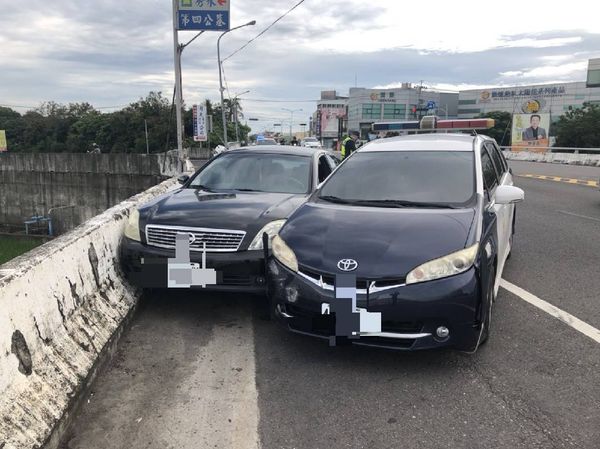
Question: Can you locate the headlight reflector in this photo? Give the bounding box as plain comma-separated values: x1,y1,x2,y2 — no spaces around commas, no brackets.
248,220,286,250
124,209,141,242
272,235,298,273
406,243,479,285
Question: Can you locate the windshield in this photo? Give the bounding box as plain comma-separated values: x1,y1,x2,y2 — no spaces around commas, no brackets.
304,138,318,142
319,151,475,207
189,153,311,194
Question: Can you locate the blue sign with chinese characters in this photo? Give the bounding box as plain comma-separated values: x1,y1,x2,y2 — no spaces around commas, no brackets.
426,100,436,110
178,10,230,30
177,0,230,31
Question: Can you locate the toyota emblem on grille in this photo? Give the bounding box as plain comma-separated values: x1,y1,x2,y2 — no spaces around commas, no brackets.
337,259,358,272
188,233,196,244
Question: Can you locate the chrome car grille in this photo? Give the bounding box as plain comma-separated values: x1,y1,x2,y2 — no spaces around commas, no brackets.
298,267,406,294
145,225,246,252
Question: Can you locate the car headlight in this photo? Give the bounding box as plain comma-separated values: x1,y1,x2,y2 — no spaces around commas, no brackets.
248,220,286,250
124,209,141,242
406,243,479,285
272,235,298,273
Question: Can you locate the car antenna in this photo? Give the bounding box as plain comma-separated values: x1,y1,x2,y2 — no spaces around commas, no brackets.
471,129,479,136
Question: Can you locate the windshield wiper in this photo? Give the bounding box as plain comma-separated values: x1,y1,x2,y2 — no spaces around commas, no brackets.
235,188,264,192
319,195,354,204
191,184,215,192
353,199,457,209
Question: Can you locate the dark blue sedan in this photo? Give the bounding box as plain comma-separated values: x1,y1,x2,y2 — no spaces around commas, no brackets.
268,134,524,351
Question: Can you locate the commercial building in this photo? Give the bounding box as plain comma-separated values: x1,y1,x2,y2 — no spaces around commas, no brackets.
458,58,600,125
310,90,348,149
346,85,458,139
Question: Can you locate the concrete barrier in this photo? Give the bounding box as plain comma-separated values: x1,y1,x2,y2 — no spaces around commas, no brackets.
503,151,600,167
0,177,179,449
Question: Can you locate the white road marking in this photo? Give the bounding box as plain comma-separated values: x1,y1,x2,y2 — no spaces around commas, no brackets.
500,279,600,344
557,210,600,223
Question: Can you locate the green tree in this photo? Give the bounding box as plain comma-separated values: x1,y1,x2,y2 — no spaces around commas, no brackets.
554,102,600,149
477,111,512,146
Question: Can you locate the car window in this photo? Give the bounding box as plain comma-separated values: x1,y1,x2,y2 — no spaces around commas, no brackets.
325,154,339,168
317,155,333,183
189,153,311,194
485,142,505,179
493,142,509,172
480,147,499,193
319,151,476,207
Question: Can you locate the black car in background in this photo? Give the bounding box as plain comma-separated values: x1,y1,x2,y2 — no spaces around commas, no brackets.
121,146,339,293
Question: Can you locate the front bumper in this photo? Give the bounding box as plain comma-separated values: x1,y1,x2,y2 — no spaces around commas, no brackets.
120,237,267,293
267,259,483,351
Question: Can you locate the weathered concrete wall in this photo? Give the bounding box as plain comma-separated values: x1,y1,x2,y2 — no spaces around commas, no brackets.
0,153,183,235
503,151,600,166
0,177,177,449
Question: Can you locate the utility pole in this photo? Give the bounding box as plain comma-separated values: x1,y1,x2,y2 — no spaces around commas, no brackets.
416,80,423,120
172,0,183,162
217,21,256,149
144,119,150,154
282,108,302,141
234,104,239,143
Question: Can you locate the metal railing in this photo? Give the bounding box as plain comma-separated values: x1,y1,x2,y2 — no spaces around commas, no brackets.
500,146,600,154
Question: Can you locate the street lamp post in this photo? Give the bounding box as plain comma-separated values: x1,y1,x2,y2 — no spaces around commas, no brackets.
282,108,302,141
172,0,206,164
218,21,256,149
435,105,449,120
233,90,250,143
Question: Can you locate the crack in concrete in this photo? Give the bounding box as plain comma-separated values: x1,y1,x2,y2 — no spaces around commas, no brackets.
33,317,52,345
68,280,82,306
470,361,573,448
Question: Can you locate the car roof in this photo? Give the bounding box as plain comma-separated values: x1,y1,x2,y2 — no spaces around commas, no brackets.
360,133,483,152
230,145,323,156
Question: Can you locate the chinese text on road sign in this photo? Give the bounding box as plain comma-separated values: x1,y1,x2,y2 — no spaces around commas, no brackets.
177,0,230,31
193,105,208,142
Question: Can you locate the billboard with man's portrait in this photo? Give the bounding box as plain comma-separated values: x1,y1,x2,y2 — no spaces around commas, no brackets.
511,113,550,153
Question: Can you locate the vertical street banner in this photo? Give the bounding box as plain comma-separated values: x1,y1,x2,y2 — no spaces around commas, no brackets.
511,113,550,153
0,130,7,152
193,104,208,142
177,0,230,31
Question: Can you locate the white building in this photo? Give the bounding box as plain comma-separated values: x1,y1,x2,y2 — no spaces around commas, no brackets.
458,58,600,126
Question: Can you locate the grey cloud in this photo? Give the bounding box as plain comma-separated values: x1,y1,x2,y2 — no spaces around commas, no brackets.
1,1,599,127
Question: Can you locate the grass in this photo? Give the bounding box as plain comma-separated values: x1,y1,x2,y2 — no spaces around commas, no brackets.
0,236,44,265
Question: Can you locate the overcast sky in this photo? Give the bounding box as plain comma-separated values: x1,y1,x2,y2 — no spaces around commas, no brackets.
1,0,599,133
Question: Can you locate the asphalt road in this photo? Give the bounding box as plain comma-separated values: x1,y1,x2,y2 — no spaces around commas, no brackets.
61,162,600,449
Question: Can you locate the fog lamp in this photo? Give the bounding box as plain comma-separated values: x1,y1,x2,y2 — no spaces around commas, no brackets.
436,326,450,339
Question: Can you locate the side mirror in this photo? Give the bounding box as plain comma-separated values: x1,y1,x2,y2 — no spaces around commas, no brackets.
177,175,190,185
495,185,524,205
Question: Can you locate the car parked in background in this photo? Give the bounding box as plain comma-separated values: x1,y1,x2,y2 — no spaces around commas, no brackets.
301,137,323,148
268,133,524,352
255,138,279,146
121,146,339,293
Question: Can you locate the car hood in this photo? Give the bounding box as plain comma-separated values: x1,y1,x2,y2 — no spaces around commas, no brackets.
279,202,477,279
140,188,307,244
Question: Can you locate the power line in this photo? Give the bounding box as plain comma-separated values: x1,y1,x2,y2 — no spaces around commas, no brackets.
222,0,307,63
1,103,130,111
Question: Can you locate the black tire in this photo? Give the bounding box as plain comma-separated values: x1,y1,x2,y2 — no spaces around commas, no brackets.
479,265,496,345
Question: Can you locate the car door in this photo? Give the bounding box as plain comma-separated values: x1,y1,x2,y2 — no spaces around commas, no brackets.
485,142,514,269
316,153,334,186
481,143,508,274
